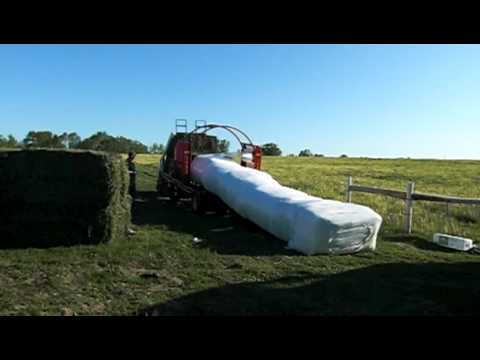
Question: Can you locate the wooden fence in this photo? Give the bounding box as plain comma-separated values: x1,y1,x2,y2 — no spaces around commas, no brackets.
345,176,480,234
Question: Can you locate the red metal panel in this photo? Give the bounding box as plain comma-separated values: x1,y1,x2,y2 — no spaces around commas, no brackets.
253,145,262,170
175,141,191,176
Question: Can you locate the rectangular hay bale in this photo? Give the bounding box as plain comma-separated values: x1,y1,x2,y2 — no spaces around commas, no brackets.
0,149,131,247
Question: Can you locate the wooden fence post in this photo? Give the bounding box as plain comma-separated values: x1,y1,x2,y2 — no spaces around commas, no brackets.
346,176,353,203
405,181,415,234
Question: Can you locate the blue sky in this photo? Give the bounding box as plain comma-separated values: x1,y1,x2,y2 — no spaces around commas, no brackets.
0,44,479,159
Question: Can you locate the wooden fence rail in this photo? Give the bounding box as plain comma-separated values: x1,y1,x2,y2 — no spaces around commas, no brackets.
345,176,480,234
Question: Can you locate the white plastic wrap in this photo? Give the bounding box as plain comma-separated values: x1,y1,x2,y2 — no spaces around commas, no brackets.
191,155,383,255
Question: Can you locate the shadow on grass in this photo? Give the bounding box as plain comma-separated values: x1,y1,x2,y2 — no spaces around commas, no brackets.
132,191,299,256
383,234,463,253
137,262,480,316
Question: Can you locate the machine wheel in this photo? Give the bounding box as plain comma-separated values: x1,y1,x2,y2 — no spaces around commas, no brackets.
192,192,205,214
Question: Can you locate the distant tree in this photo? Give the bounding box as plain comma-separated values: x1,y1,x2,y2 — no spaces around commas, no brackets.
0,136,5,147
261,143,282,156
59,132,68,148
77,131,109,151
217,140,230,153
149,143,164,154
23,131,41,148
18,130,147,153
0,134,19,148
298,149,312,157
77,131,148,154
60,132,81,149
22,131,65,148
287,153,296,157
51,134,65,148
7,135,19,148
115,136,148,154
314,154,324,157
340,154,348,158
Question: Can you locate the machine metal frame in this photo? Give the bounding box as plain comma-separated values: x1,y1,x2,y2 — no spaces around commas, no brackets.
156,119,262,214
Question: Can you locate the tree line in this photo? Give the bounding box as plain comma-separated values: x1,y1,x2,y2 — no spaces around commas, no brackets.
0,131,163,154
261,144,337,157
0,131,235,155
2,133,333,158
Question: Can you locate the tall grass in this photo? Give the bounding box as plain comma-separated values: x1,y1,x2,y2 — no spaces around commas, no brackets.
261,156,480,241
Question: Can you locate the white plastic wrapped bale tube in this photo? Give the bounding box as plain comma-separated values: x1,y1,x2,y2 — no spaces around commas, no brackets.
191,155,383,255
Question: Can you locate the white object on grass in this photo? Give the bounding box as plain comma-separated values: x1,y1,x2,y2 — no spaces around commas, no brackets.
193,237,203,244
432,233,474,251
190,154,383,255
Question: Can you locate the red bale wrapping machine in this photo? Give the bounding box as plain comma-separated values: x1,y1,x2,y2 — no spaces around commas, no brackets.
157,119,262,214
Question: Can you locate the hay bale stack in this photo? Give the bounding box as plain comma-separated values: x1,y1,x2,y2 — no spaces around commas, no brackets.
0,149,131,247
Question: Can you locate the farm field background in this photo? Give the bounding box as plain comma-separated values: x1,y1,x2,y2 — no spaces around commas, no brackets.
1,155,479,315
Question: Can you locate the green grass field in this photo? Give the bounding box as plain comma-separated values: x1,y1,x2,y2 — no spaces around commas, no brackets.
1,155,479,315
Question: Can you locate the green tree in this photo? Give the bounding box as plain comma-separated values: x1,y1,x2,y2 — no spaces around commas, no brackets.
58,132,81,149
7,135,18,148
60,132,68,148
77,131,109,151
261,143,282,156
67,133,82,149
217,140,230,153
51,134,65,148
22,131,65,148
77,132,148,154
149,143,164,154
298,149,312,157
0,134,19,148
0,135,8,148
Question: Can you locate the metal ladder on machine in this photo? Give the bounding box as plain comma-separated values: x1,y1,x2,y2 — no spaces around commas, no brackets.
176,119,208,134
175,119,188,134
195,120,207,129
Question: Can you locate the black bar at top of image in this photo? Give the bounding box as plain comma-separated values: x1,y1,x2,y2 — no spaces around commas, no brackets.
1,9,479,44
